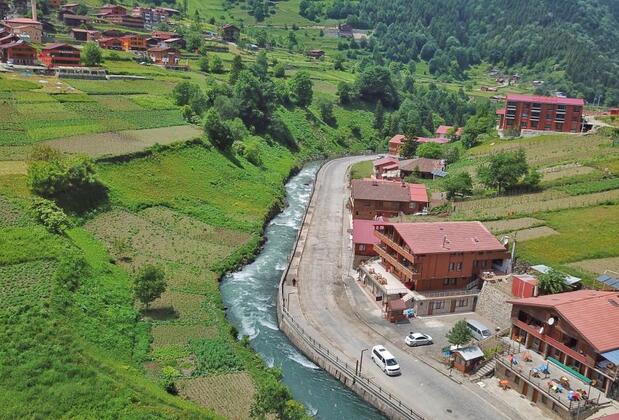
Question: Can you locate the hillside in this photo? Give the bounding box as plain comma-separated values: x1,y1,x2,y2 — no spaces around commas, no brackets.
304,0,619,105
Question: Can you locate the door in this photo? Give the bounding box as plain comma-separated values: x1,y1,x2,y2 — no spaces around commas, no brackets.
531,389,539,403
428,301,433,316
522,382,529,397
450,299,457,313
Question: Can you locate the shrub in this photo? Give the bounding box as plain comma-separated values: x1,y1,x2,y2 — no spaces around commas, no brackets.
30,197,71,234
273,62,286,78
81,42,102,66
134,265,166,309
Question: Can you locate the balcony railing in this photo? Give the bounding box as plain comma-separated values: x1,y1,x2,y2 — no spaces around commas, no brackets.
513,320,588,365
374,231,415,263
374,245,416,279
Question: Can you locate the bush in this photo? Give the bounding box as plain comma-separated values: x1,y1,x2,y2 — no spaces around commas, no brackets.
417,142,443,159
273,62,286,78
204,108,234,149
317,98,336,126
81,42,102,66
198,55,210,73
160,366,180,395
54,249,88,292
134,265,166,309
30,197,71,234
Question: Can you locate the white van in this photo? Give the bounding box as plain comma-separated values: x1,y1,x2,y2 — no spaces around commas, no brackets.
466,319,492,341
371,345,401,376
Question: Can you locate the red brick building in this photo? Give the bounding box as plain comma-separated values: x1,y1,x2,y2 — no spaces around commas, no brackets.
39,43,81,67
373,156,400,180
0,40,36,65
497,94,584,135
350,179,428,220
506,290,619,398
352,218,386,265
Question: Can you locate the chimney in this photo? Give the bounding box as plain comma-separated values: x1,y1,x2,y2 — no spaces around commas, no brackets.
31,0,37,21
442,235,447,248
401,181,406,188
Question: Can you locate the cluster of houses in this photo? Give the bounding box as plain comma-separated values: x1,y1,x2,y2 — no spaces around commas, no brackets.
387,124,463,156
58,3,180,30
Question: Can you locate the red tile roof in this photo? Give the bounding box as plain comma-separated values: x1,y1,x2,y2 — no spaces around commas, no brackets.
389,134,405,145
506,93,584,107
508,290,619,352
373,157,399,167
435,125,452,135
42,43,79,51
392,222,506,255
352,218,388,245
351,179,428,203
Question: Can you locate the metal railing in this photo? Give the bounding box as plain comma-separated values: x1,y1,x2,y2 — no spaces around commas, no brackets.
281,306,424,420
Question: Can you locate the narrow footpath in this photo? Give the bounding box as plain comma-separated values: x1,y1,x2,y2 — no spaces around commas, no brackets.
282,156,525,420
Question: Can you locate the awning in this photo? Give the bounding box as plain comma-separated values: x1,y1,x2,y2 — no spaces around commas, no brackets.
547,357,592,384
598,274,619,290
456,346,484,361
601,349,619,364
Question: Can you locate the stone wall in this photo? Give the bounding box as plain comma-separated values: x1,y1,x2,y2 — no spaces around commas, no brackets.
476,278,513,329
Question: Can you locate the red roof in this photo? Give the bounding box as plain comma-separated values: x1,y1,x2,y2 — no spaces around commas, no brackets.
373,156,398,167
351,179,428,204
222,23,239,30
352,218,388,245
507,290,619,352
416,137,449,144
389,134,405,145
392,222,506,255
506,93,584,107
435,125,452,135
3,18,42,26
409,184,428,202
42,43,79,51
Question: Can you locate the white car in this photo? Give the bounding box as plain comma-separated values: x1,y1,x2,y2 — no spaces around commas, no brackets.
371,345,401,376
405,332,433,347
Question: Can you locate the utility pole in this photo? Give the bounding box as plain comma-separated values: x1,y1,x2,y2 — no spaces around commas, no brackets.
358,348,368,375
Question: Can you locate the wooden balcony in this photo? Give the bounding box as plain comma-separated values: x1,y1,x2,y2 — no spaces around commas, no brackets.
374,245,416,279
374,230,415,263
513,319,588,365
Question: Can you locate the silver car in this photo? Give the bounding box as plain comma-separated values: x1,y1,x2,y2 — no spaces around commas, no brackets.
405,332,433,347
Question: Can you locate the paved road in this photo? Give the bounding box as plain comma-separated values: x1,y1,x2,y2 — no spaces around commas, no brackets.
290,156,523,420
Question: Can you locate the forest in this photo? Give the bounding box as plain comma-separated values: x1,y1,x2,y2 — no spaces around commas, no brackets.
302,0,619,105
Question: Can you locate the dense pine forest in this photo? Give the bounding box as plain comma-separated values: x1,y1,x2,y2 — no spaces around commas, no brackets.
304,0,619,105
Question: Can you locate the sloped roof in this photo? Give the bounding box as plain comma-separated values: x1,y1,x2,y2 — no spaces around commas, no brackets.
506,93,584,107
416,137,449,144
42,43,79,51
351,179,427,203
389,134,405,145
392,221,506,255
352,218,387,245
3,18,42,26
507,290,619,353
373,156,399,167
399,158,444,174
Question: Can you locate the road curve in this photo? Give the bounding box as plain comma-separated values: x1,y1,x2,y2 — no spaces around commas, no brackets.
289,156,521,420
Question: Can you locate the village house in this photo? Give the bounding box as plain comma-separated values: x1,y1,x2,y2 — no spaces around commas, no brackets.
337,23,353,38
350,178,429,220
496,290,619,418
97,37,122,50
496,93,584,135
357,221,510,319
151,31,178,40
0,40,36,65
307,49,325,59
373,156,400,180
435,125,463,139
98,4,127,16
416,136,450,145
221,23,240,42
399,157,446,179
161,37,185,49
609,108,619,116
120,34,147,51
352,218,387,265
2,18,42,43
63,14,90,27
39,43,81,67
147,46,179,65
388,134,405,156
105,14,144,29
59,3,80,18
71,28,101,42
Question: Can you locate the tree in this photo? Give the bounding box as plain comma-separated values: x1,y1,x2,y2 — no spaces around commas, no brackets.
198,55,210,72
204,108,234,149
446,319,472,347
134,265,166,309
28,154,97,198
81,42,102,66
317,98,336,126
229,54,244,83
253,51,269,77
31,197,70,234
273,62,286,78
234,69,278,130
399,137,419,159
186,31,203,51
373,100,384,130
538,269,570,295
443,172,473,199
288,71,313,107
210,55,224,73
355,65,398,107
172,81,201,106
477,149,529,193
336,81,352,104
416,142,443,159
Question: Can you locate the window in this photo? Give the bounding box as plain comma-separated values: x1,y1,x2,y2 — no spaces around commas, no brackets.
448,262,462,271
443,278,456,286
457,299,468,307
432,300,444,309
520,122,527,128
514,376,520,385
359,244,365,251
556,122,563,130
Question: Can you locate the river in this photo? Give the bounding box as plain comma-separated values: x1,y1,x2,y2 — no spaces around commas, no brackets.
220,162,385,420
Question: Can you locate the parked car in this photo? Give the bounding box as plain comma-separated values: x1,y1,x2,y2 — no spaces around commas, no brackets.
404,332,433,347
466,319,492,341
371,345,401,376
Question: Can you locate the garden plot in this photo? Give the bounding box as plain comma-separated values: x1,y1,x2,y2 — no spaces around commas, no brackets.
511,226,559,241
0,260,56,310
483,217,544,233
0,161,27,176
44,125,201,158
567,257,619,276
541,164,597,182
151,324,218,348
178,373,256,420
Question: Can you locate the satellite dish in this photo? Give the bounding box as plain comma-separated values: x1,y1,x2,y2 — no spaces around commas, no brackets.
547,317,556,326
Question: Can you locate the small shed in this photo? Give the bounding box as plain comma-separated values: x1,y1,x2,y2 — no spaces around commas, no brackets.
512,273,538,298
598,273,619,291
385,298,407,323
453,346,484,374
221,24,240,42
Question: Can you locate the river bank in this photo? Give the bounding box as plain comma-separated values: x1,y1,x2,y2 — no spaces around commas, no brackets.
221,162,384,419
